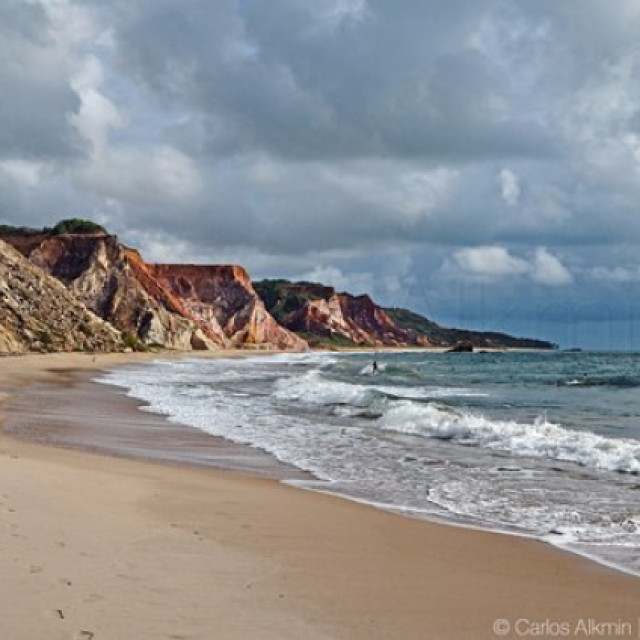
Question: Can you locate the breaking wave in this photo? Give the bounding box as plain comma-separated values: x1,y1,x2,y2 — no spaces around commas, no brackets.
275,371,640,474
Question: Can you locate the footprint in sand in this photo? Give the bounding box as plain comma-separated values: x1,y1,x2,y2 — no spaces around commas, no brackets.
46,608,64,620
29,565,43,574
74,632,94,640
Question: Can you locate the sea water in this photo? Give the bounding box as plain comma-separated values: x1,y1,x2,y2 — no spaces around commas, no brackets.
98,350,640,574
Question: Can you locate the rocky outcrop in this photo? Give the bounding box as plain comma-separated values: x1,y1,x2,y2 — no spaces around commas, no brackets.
255,279,557,349
254,280,429,347
0,238,122,353
150,265,307,350
288,294,428,346
446,341,474,353
2,232,307,351
17,234,222,351
124,248,227,349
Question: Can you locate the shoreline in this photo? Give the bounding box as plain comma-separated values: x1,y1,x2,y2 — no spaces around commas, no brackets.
10,353,635,578
1,351,640,639
92,350,640,580
292,481,640,582
3,363,309,481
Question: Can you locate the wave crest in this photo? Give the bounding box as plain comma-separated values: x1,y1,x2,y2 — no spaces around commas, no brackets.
377,401,640,474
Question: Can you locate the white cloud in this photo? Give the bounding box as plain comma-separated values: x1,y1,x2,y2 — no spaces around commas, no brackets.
590,265,640,282
78,144,203,207
530,247,573,285
325,164,458,222
299,265,363,290
298,264,392,298
453,246,529,278
324,0,369,30
69,51,202,208
297,254,415,303
449,245,572,286
499,168,520,206
0,159,42,188
70,54,125,155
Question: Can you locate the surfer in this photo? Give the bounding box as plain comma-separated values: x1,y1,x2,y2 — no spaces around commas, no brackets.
372,360,378,374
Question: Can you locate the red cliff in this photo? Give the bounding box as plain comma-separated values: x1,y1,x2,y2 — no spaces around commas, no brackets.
254,280,430,347
24,234,223,350
289,293,430,346
2,233,307,351
149,264,308,350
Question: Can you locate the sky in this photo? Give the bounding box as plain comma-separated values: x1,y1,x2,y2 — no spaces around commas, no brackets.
3,0,640,348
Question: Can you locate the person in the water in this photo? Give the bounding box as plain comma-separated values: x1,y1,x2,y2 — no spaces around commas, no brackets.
372,361,378,374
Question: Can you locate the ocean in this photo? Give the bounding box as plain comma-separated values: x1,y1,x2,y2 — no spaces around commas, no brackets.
98,350,640,575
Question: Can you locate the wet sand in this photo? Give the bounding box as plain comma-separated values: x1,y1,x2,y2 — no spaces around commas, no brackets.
2,365,308,479
1,351,639,640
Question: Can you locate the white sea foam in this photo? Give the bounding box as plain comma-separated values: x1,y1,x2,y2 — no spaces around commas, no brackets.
274,370,487,407
272,369,640,474
242,352,341,366
377,400,640,474
428,476,639,545
274,371,373,406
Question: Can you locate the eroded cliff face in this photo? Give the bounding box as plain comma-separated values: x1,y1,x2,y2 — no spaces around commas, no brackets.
0,239,122,353
0,225,554,353
254,280,429,347
5,234,223,350
150,265,308,350
256,280,557,349
2,233,307,351
289,293,429,346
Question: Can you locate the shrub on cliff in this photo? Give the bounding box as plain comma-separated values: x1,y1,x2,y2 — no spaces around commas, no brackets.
123,333,147,352
0,218,106,237
254,279,332,323
52,218,107,235
0,224,42,236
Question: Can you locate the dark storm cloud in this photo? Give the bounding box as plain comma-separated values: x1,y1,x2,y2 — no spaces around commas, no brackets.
0,1,84,161
107,0,553,162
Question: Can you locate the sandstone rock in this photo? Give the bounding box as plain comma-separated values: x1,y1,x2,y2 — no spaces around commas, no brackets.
7,234,223,351
150,265,307,350
3,233,307,351
255,280,428,347
0,239,122,354
257,280,556,350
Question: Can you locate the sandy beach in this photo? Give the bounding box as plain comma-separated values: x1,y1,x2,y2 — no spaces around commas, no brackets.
1,352,639,640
